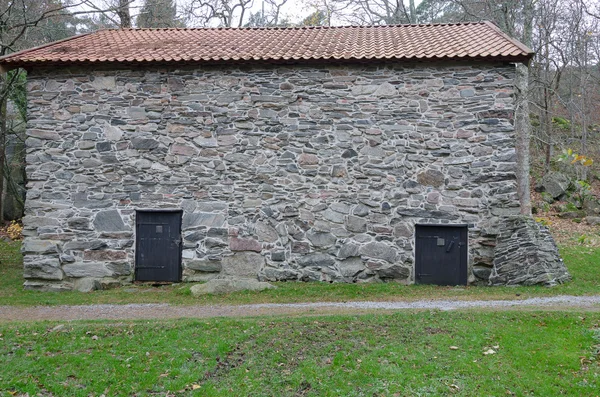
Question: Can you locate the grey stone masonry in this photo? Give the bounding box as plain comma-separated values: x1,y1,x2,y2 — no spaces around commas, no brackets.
489,216,570,286
23,62,523,291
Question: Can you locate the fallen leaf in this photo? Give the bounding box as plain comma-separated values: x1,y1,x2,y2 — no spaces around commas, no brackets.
91,335,98,340
191,384,201,390
449,346,459,350
483,349,496,355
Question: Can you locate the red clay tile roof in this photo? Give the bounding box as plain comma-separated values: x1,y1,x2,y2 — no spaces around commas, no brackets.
0,22,533,69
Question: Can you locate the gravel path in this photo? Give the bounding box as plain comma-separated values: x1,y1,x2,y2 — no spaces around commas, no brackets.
1,295,600,322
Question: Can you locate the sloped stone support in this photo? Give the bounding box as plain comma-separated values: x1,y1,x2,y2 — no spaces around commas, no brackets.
489,216,570,286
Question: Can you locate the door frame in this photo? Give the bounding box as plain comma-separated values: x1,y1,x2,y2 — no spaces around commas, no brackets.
414,223,468,286
134,208,183,282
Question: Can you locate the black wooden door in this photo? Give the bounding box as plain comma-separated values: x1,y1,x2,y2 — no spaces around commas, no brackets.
415,224,467,286
135,210,182,282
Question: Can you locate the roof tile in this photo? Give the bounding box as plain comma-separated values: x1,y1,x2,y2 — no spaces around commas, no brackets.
0,22,533,68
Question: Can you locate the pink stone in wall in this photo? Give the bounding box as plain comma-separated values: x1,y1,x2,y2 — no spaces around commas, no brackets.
229,237,262,252
83,250,127,261
427,191,441,204
298,153,319,166
170,144,197,156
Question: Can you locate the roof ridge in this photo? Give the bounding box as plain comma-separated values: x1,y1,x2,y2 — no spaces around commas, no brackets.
105,21,488,32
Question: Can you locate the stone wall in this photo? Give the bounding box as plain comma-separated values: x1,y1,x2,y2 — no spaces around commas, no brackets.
23,62,521,291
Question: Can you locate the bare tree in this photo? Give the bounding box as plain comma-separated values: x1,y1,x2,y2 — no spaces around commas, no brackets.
333,0,418,25
246,0,291,27
184,0,254,27
80,0,137,29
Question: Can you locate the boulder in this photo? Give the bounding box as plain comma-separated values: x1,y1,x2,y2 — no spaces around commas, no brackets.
585,216,600,226
535,172,571,199
583,199,600,216
190,278,276,295
558,210,586,219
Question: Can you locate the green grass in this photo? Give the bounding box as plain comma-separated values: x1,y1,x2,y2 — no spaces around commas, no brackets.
1,240,600,307
1,311,599,396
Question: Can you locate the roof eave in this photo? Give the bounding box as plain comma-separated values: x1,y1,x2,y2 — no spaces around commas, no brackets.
1,54,533,71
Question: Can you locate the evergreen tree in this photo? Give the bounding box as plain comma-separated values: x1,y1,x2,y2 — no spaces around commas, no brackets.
136,0,182,28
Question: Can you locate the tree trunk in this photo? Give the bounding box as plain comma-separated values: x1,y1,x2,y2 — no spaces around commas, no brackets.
409,0,416,23
515,62,532,216
0,74,6,224
117,0,132,28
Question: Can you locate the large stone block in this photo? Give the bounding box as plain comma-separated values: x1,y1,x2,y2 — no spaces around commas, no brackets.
338,257,366,278
22,239,59,254
221,252,265,278
185,259,222,272
64,240,107,251
93,210,127,232
23,257,63,280
296,252,335,268
182,212,225,229
306,231,336,248
378,264,410,280
360,242,397,263
255,221,278,242
63,262,112,278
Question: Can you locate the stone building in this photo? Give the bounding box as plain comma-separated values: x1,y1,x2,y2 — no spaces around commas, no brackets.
0,22,570,291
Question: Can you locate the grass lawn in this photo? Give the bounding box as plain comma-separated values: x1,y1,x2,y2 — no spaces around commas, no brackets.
1,240,600,306
1,311,599,396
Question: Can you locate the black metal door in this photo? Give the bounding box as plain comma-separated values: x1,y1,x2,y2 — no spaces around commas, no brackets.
135,210,182,282
415,224,467,286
